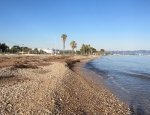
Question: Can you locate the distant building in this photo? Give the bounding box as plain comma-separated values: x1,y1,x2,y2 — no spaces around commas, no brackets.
43,48,60,55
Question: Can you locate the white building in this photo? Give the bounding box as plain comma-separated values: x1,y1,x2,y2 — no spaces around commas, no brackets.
43,48,60,55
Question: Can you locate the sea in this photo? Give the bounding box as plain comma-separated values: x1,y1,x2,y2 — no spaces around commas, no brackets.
85,55,150,115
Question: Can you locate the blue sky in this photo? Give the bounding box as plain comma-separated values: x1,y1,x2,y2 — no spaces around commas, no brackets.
0,0,150,50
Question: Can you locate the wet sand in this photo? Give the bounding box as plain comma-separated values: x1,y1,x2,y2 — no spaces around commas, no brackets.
0,55,130,114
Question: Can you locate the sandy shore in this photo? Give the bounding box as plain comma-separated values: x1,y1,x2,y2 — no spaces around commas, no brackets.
0,55,130,114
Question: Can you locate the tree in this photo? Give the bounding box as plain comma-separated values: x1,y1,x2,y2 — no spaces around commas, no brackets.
39,49,45,54
32,48,39,54
100,49,105,55
10,45,21,53
90,47,96,54
80,44,86,55
76,50,81,55
80,44,90,55
100,49,105,52
21,47,30,53
80,44,97,55
61,34,67,54
0,43,9,53
86,44,91,55
70,41,77,54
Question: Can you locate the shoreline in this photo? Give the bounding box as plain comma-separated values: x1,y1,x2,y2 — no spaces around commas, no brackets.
61,56,130,114
71,56,104,87
0,55,130,114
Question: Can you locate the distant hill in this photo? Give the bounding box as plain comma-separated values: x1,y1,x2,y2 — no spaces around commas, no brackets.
110,50,150,55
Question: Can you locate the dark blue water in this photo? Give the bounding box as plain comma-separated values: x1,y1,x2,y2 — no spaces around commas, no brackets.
86,56,150,115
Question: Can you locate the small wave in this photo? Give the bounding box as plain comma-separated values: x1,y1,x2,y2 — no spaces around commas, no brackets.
121,71,150,81
108,75,130,94
85,63,108,77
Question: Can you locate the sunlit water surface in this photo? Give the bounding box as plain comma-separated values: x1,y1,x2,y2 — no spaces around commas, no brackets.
86,55,150,115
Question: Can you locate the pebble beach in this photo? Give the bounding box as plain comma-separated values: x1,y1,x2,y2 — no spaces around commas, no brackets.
0,55,130,114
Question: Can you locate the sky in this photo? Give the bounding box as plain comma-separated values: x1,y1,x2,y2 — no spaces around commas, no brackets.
0,0,150,51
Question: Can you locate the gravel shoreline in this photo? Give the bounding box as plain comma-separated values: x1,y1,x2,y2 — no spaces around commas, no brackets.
0,55,130,114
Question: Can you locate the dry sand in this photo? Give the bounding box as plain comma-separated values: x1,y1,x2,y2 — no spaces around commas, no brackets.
0,55,130,115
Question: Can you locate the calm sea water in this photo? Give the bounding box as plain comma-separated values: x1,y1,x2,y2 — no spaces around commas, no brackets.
86,55,150,115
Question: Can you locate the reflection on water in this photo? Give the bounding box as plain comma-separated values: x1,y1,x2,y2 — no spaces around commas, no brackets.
86,56,150,115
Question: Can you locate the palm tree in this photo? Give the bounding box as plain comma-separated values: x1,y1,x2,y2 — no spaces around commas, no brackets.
61,34,67,54
80,44,97,55
70,41,77,54
80,44,86,55
87,44,91,55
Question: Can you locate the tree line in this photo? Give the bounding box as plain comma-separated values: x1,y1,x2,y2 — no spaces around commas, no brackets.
61,34,105,55
0,34,105,55
0,43,45,54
